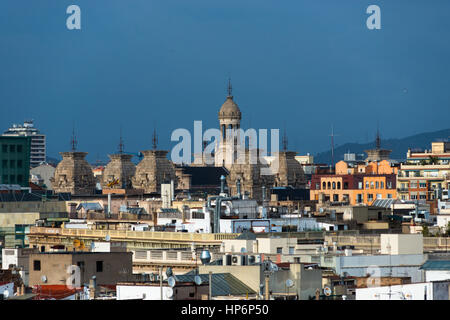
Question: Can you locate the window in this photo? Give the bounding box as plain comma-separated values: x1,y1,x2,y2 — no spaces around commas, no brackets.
344,182,349,189
327,182,331,189
375,181,379,189
33,260,41,271
289,247,295,255
276,247,283,254
358,182,363,190
370,182,374,189
189,292,195,297
2,144,7,153
332,182,336,190
366,181,369,189
337,182,341,189
17,160,22,168
380,181,384,189
419,183,427,188
322,182,326,190
9,175,15,183
2,175,8,183
9,145,15,152
17,145,22,152
17,175,23,183
77,261,85,273
316,183,320,189
2,160,7,168
96,261,103,272
10,160,15,168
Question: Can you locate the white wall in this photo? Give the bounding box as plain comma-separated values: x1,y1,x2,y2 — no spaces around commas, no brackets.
425,270,450,282
2,248,18,270
356,282,434,300
380,234,423,255
117,285,172,300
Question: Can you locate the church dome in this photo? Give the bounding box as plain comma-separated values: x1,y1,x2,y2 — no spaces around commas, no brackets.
219,96,241,120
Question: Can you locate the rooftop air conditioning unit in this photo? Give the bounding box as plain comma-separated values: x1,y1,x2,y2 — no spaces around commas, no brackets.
231,255,240,266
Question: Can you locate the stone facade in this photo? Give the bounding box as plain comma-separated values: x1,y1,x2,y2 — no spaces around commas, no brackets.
272,151,307,188
101,154,136,189
50,152,95,195
132,150,177,194
226,150,274,201
215,90,242,169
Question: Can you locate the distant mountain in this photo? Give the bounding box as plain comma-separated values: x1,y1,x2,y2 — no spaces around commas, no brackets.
314,128,450,165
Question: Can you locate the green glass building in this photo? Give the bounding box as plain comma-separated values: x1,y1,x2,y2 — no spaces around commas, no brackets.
0,136,31,187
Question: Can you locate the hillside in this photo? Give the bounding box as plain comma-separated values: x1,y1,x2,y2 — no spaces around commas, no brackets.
314,128,450,164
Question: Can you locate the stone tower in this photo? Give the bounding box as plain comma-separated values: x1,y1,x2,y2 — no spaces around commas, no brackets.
101,154,136,189
365,129,391,162
132,150,177,194
272,151,307,188
215,79,242,169
51,152,95,195
226,149,274,201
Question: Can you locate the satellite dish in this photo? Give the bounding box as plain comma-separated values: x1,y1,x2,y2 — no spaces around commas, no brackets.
166,267,173,278
194,275,202,286
240,247,247,253
167,276,176,288
105,235,111,242
324,286,332,297
3,290,9,299
41,275,47,283
166,287,174,298
286,279,294,288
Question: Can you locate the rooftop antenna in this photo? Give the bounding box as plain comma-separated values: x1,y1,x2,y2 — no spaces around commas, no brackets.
70,125,78,151
227,77,233,98
282,125,288,152
329,124,339,170
118,127,124,154
152,127,158,150
375,122,381,150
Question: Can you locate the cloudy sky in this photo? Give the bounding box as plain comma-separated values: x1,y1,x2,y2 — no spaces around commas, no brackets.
1,0,449,163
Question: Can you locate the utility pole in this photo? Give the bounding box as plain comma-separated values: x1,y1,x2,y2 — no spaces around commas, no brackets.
209,271,212,300
159,266,163,300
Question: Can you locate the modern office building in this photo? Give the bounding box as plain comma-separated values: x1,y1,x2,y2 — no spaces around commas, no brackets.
397,141,450,202
2,120,46,168
0,136,31,187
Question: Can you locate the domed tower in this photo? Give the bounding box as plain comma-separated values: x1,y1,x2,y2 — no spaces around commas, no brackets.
215,79,242,168
132,129,177,194
101,134,136,189
51,131,95,195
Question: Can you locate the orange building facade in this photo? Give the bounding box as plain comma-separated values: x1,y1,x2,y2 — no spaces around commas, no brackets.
310,161,398,205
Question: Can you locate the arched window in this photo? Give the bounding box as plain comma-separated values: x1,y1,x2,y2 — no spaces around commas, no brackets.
337,182,341,189
332,182,336,189
327,182,331,189
322,182,326,190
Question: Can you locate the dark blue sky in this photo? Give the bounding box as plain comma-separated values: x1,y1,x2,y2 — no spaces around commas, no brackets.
1,1,449,163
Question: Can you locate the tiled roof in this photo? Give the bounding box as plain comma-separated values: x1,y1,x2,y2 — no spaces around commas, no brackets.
32,285,83,300
174,273,255,297
420,260,450,270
